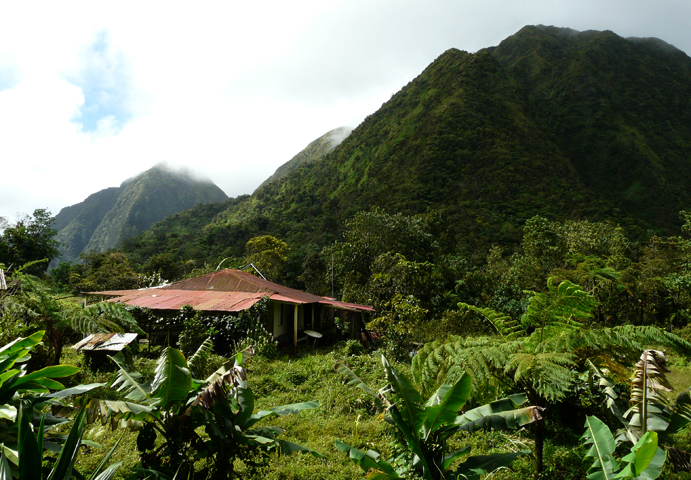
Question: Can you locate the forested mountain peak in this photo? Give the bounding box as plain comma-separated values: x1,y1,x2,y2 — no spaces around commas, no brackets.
54,165,228,264
489,26,691,230
257,126,353,190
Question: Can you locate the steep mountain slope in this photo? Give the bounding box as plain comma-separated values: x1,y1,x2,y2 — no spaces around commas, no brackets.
53,187,121,262
488,25,691,229
257,126,352,190
122,26,691,271
216,46,604,244
54,165,228,263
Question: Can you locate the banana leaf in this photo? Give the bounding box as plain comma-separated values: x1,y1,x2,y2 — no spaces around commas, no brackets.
334,440,402,479
618,431,664,480
150,348,192,409
333,362,385,409
110,353,149,402
382,356,425,438
279,439,324,458
454,450,531,480
422,373,471,439
582,416,619,480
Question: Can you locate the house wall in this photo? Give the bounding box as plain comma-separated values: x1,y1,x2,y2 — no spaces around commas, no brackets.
270,302,305,338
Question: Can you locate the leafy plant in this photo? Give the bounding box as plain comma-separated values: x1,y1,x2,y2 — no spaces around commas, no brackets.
591,350,691,472
0,331,120,479
334,356,538,480
0,331,99,469
91,341,321,479
411,278,691,478
1,270,141,365
582,415,666,480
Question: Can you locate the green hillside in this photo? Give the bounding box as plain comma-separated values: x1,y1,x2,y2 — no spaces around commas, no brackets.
489,25,691,229
54,165,228,263
257,126,352,189
53,187,121,262
123,26,691,273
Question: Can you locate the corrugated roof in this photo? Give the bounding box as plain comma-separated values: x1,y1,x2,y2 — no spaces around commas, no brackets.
72,333,138,352
90,269,374,313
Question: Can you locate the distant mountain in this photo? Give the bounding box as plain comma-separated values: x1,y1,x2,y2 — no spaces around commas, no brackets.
257,127,352,190
54,165,228,263
122,26,691,274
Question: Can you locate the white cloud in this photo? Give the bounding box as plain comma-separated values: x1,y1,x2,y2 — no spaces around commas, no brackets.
0,0,689,220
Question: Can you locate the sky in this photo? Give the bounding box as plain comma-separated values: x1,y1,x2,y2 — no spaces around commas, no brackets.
1,0,690,222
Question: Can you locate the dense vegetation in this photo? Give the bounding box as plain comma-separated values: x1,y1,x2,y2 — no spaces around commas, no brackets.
257,126,352,190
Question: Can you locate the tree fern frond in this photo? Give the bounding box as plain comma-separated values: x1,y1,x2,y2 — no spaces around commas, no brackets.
412,336,521,394
506,352,578,401
458,304,523,341
522,278,597,332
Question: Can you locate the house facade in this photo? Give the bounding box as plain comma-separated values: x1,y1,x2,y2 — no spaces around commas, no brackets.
89,268,374,352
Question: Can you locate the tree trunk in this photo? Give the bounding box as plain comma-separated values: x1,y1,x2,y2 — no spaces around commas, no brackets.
534,416,544,479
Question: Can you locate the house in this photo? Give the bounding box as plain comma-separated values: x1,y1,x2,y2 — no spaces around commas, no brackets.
88,268,374,352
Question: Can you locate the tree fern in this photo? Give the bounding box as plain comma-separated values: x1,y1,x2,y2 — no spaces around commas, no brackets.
412,278,691,477
459,304,523,341
521,278,596,332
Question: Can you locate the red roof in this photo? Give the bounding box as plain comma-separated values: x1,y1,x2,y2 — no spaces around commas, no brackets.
91,269,374,313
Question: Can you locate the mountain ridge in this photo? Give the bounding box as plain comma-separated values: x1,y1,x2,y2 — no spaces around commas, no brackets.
54,165,228,263
118,25,691,277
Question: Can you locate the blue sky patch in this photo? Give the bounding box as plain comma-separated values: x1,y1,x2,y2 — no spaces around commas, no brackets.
69,30,132,133
0,63,19,93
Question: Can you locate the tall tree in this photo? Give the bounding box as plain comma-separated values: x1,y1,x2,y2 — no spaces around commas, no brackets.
0,209,60,275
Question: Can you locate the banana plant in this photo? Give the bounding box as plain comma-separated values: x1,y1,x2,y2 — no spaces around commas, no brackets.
582,415,666,480
588,351,691,472
0,331,103,470
91,339,322,479
0,331,119,479
334,355,540,480
624,350,691,440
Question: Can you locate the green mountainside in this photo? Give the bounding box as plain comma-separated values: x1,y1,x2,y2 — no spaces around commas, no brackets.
54,165,228,263
257,126,352,190
488,25,691,229
123,26,691,272
53,187,122,262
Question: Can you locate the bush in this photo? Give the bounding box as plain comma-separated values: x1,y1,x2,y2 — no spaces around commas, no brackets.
177,298,277,358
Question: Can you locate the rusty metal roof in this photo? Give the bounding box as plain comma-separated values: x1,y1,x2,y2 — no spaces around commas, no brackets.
72,333,138,352
90,269,374,313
